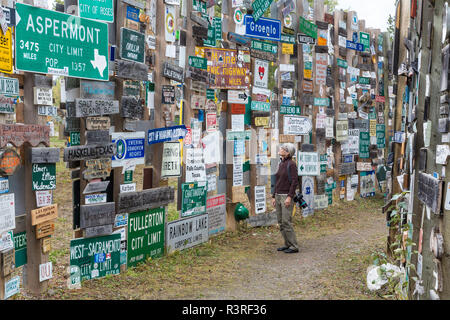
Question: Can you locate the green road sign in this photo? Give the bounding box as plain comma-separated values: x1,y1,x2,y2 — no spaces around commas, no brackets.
376,124,386,149
337,58,348,68
359,131,370,158
251,40,277,54
280,105,301,115
70,233,121,283
360,32,370,50
193,0,207,14
15,3,109,81
206,89,215,100
189,56,207,70
359,77,370,85
120,28,145,64
251,101,270,112
79,0,114,23
252,0,273,22
181,182,207,218
14,231,27,268
70,131,81,146
281,33,296,44
124,170,133,184
127,207,165,268
299,16,317,39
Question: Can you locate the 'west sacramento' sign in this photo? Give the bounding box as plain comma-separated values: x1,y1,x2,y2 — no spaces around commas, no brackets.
15,3,109,81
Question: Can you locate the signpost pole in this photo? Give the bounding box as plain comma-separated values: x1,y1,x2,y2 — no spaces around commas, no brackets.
22,72,50,294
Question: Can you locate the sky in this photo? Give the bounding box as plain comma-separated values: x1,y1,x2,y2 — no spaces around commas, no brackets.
336,0,396,32
48,0,395,31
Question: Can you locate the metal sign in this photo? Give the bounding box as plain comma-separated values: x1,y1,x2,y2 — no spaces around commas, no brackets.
0,27,12,74
228,90,249,104
206,194,226,236
283,116,312,135
148,125,187,145
69,233,121,284
301,176,314,216
15,3,109,81
298,152,320,176
161,142,181,177
297,33,316,44
111,131,145,168
254,59,269,88
79,0,114,22
254,185,266,214
0,76,18,96
252,0,273,22
346,40,364,52
166,213,209,254
244,15,281,41
181,181,207,218
127,207,165,267
298,16,317,39
120,28,145,64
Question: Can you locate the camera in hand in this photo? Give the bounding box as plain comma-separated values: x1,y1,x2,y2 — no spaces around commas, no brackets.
293,192,308,209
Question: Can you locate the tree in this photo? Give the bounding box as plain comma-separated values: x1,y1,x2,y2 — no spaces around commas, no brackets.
307,0,339,12
386,13,395,43
53,0,64,10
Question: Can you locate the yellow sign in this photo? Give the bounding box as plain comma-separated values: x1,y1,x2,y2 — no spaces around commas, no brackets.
282,43,294,55
304,69,312,79
370,119,377,137
254,117,270,127
195,46,205,58
0,28,13,74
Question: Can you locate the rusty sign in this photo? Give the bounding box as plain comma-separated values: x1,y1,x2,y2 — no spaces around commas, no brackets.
83,158,112,180
0,124,49,148
31,204,58,226
204,48,251,89
0,148,21,176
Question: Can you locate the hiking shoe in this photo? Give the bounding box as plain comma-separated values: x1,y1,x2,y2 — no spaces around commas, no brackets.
277,246,289,252
284,248,299,254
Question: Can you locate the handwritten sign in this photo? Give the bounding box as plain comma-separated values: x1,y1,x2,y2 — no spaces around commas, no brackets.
83,158,112,180
74,99,119,118
36,190,52,208
205,48,250,89
283,116,312,135
63,143,116,162
80,202,115,229
32,163,56,191
0,124,49,148
0,148,21,176
86,117,110,130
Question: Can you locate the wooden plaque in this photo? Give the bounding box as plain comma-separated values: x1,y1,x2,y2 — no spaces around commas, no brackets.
63,143,116,162
31,148,60,164
31,204,58,226
86,117,111,130
117,187,175,214
36,221,55,239
74,99,119,118
80,202,116,229
86,130,110,145
0,124,50,148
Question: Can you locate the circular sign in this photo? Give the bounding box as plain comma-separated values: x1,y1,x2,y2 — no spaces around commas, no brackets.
115,139,126,160
284,14,292,28
234,8,244,25
0,148,21,176
166,11,174,34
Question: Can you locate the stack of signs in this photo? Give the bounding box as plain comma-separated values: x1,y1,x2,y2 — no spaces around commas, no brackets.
31,148,60,241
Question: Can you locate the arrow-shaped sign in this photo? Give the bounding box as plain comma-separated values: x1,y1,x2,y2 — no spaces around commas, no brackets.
297,33,316,45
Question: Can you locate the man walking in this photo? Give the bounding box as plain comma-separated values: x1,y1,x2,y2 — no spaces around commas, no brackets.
272,143,300,254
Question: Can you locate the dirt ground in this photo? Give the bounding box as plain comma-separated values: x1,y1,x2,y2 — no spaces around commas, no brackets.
14,181,387,300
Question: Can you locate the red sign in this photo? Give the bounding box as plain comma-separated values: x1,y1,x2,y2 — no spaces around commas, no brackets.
184,126,192,146
0,148,21,176
230,104,246,114
375,96,386,103
206,113,217,132
0,124,50,148
207,194,226,208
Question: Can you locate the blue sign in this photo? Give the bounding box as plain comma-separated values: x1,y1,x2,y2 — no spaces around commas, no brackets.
343,155,353,163
111,132,145,166
0,177,9,194
148,125,187,145
352,32,358,43
126,6,140,22
244,15,281,41
346,40,364,52
94,253,106,263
